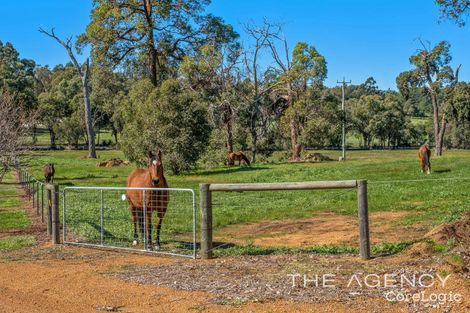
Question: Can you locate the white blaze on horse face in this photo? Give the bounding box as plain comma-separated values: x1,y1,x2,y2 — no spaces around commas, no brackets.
152,160,157,165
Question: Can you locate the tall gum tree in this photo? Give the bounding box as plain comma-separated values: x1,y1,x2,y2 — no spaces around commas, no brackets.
79,0,235,86
265,25,327,159
40,28,97,158
397,41,460,156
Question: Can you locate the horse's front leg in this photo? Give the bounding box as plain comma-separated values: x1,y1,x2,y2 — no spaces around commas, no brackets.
146,210,153,251
155,215,163,251
131,207,139,246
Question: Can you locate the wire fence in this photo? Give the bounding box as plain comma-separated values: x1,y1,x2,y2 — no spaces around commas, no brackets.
0,170,20,210
206,177,470,254
208,185,360,250
63,186,197,258
16,167,47,223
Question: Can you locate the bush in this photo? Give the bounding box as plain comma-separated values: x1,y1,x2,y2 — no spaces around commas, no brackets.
198,128,228,169
121,79,211,174
54,113,86,148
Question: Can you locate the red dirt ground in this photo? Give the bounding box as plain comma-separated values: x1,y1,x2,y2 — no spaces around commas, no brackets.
1,182,469,313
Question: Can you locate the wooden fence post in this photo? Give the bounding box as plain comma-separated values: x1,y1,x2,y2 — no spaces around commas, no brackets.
51,184,60,244
200,184,213,259
357,180,370,259
46,186,52,236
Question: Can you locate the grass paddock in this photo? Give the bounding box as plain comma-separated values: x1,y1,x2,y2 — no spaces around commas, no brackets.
19,149,470,255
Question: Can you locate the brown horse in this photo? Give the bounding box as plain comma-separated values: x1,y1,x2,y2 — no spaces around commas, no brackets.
126,150,169,250
418,144,431,174
43,163,55,183
227,151,250,166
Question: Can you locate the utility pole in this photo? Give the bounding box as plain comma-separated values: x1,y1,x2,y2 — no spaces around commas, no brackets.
337,77,351,161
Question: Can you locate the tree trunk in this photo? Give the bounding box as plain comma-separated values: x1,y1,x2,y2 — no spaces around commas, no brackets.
112,126,118,144
82,60,97,158
437,112,447,156
49,127,56,149
251,127,257,164
250,106,257,164
143,0,158,86
290,117,301,159
225,120,233,153
287,84,301,160
430,91,443,156
32,125,37,145
223,103,234,154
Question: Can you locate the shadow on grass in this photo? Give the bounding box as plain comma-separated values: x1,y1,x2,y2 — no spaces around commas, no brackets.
433,168,451,174
55,175,110,182
197,166,271,176
212,242,358,256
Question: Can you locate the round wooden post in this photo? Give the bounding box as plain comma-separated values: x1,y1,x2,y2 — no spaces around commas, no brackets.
46,186,52,236
50,184,60,244
200,184,213,259
36,181,40,215
357,180,370,259
32,180,36,211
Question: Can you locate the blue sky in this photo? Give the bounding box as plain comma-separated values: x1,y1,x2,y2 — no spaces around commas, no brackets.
0,0,468,90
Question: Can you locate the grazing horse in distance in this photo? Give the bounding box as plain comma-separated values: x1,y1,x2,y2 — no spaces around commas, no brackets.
227,151,251,166
43,163,55,183
126,150,169,250
418,144,431,174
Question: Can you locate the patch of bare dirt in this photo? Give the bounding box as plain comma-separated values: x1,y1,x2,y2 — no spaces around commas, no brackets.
215,211,427,247
115,252,470,313
425,211,470,245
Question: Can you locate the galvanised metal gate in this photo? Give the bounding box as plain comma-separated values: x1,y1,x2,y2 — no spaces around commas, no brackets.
63,186,196,258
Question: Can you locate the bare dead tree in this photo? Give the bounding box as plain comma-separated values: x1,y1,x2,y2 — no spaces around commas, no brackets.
0,89,31,182
243,20,271,163
255,20,302,160
39,28,97,158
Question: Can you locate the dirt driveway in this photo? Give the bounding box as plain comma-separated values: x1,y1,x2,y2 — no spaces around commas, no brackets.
1,180,469,313
1,240,469,313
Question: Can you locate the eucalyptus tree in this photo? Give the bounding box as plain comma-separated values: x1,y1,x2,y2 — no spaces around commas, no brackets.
0,41,36,110
179,41,242,156
241,20,272,163
79,0,235,86
37,64,82,148
436,0,469,26
446,82,470,121
397,41,460,155
264,25,327,159
90,66,128,144
349,94,382,148
39,28,96,158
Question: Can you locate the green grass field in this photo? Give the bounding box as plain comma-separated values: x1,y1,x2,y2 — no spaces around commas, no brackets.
24,128,118,146
0,235,35,251
16,149,470,255
0,170,35,252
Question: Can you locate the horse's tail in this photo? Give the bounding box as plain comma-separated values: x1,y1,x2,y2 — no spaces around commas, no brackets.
242,153,250,165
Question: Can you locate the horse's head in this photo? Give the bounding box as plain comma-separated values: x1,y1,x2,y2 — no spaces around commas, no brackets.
147,150,164,186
